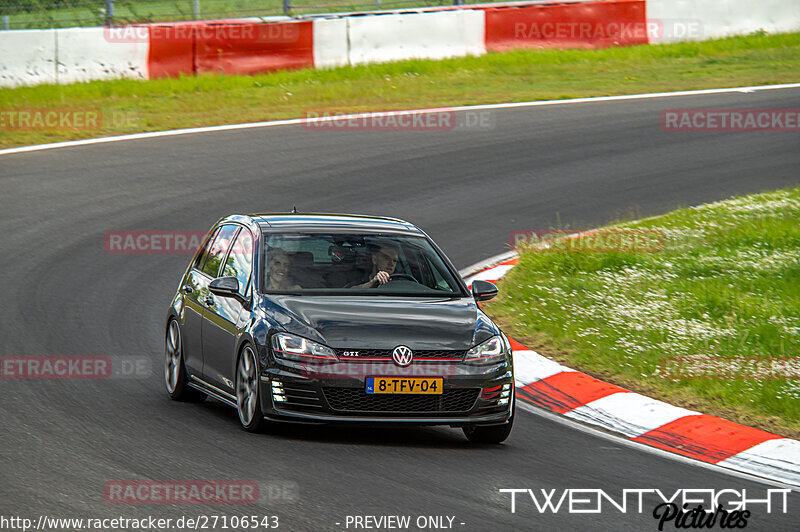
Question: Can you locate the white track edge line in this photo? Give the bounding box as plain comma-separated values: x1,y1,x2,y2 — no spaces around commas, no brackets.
2,83,800,156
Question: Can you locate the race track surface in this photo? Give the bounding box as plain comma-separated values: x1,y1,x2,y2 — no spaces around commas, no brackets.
1,87,799,530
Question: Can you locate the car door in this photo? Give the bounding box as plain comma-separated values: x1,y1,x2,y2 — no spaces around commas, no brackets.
201,226,254,393
180,226,220,378
186,224,240,388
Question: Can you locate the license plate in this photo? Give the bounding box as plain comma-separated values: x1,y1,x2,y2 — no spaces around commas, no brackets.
366,377,443,394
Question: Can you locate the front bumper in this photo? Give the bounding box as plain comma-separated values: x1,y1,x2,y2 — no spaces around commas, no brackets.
258,357,513,427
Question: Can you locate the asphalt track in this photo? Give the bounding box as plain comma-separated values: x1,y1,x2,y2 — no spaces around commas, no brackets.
1,86,800,531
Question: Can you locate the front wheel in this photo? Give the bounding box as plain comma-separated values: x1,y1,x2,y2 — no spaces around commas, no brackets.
463,405,514,444
236,345,266,433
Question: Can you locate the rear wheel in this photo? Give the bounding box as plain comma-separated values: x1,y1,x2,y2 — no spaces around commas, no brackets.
463,405,514,444
164,318,205,402
236,345,266,433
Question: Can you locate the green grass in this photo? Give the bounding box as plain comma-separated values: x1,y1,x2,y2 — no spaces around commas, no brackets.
1,31,799,149
1,0,473,29
484,187,800,438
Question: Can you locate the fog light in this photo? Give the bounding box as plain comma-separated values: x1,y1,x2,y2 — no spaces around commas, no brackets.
272,381,286,402
498,397,509,406
502,384,511,391
500,390,511,398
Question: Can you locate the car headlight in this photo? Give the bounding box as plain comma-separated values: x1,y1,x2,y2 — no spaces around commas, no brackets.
465,336,507,364
271,333,338,363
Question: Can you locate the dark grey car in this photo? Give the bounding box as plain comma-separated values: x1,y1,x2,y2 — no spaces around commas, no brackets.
165,213,514,442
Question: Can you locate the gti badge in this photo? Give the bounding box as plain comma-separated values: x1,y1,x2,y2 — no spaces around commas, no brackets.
392,345,413,367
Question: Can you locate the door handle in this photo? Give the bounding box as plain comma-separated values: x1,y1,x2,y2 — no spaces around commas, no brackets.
204,296,214,306
183,285,194,294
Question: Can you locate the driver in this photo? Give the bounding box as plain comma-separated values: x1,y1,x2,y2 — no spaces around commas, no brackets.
266,248,301,290
350,243,399,288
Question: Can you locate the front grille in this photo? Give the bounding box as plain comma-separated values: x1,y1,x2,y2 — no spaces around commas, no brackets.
335,349,466,360
322,387,479,414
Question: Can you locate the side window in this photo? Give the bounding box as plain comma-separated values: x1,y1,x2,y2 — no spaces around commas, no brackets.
194,227,220,271
200,225,239,278
223,229,254,296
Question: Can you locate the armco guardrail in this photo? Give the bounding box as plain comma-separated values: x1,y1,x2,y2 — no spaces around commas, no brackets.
1,0,799,88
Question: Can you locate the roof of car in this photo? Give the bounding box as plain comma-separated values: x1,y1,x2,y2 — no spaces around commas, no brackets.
247,213,421,233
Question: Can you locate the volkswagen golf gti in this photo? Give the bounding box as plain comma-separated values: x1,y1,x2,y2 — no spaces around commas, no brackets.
164,213,514,443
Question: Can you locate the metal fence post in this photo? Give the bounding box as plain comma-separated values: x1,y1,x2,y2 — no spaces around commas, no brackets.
193,0,200,20
105,0,114,26
2,16,9,31
283,0,291,15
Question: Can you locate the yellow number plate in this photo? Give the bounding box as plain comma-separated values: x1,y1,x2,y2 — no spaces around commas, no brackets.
366,377,443,394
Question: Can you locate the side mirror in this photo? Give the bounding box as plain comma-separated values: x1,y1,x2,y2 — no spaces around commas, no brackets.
471,280,498,302
209,276,242,300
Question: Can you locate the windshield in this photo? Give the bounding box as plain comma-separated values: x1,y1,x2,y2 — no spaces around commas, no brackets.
260,232,466,297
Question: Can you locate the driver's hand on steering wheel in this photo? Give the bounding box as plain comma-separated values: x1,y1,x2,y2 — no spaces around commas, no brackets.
371,271,391,286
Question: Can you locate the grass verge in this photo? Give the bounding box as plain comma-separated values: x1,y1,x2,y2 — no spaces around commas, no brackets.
2,31,800,149
484,186,800,439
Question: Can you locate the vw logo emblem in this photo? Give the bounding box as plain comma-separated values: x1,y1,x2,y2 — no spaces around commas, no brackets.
392,346,413,367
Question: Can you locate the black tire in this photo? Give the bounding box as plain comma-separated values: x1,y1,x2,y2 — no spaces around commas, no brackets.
463,405,514,444
235,345,267,433
164,318,206,402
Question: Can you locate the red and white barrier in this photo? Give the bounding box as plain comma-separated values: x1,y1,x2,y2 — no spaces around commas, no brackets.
2,0,799,88
57,27,149,84
347,11,486,65
484,0,647,51
312,18,349,68
0,29,57,87
647,0,800,43
194,22,313,75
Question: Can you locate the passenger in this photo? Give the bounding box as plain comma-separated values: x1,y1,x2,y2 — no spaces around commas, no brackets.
266,248,301,290
350,244,399,288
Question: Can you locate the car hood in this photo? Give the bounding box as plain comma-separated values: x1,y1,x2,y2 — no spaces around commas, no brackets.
262,295,498,350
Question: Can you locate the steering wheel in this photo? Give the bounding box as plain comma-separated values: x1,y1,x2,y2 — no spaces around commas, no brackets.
388,273,417,282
